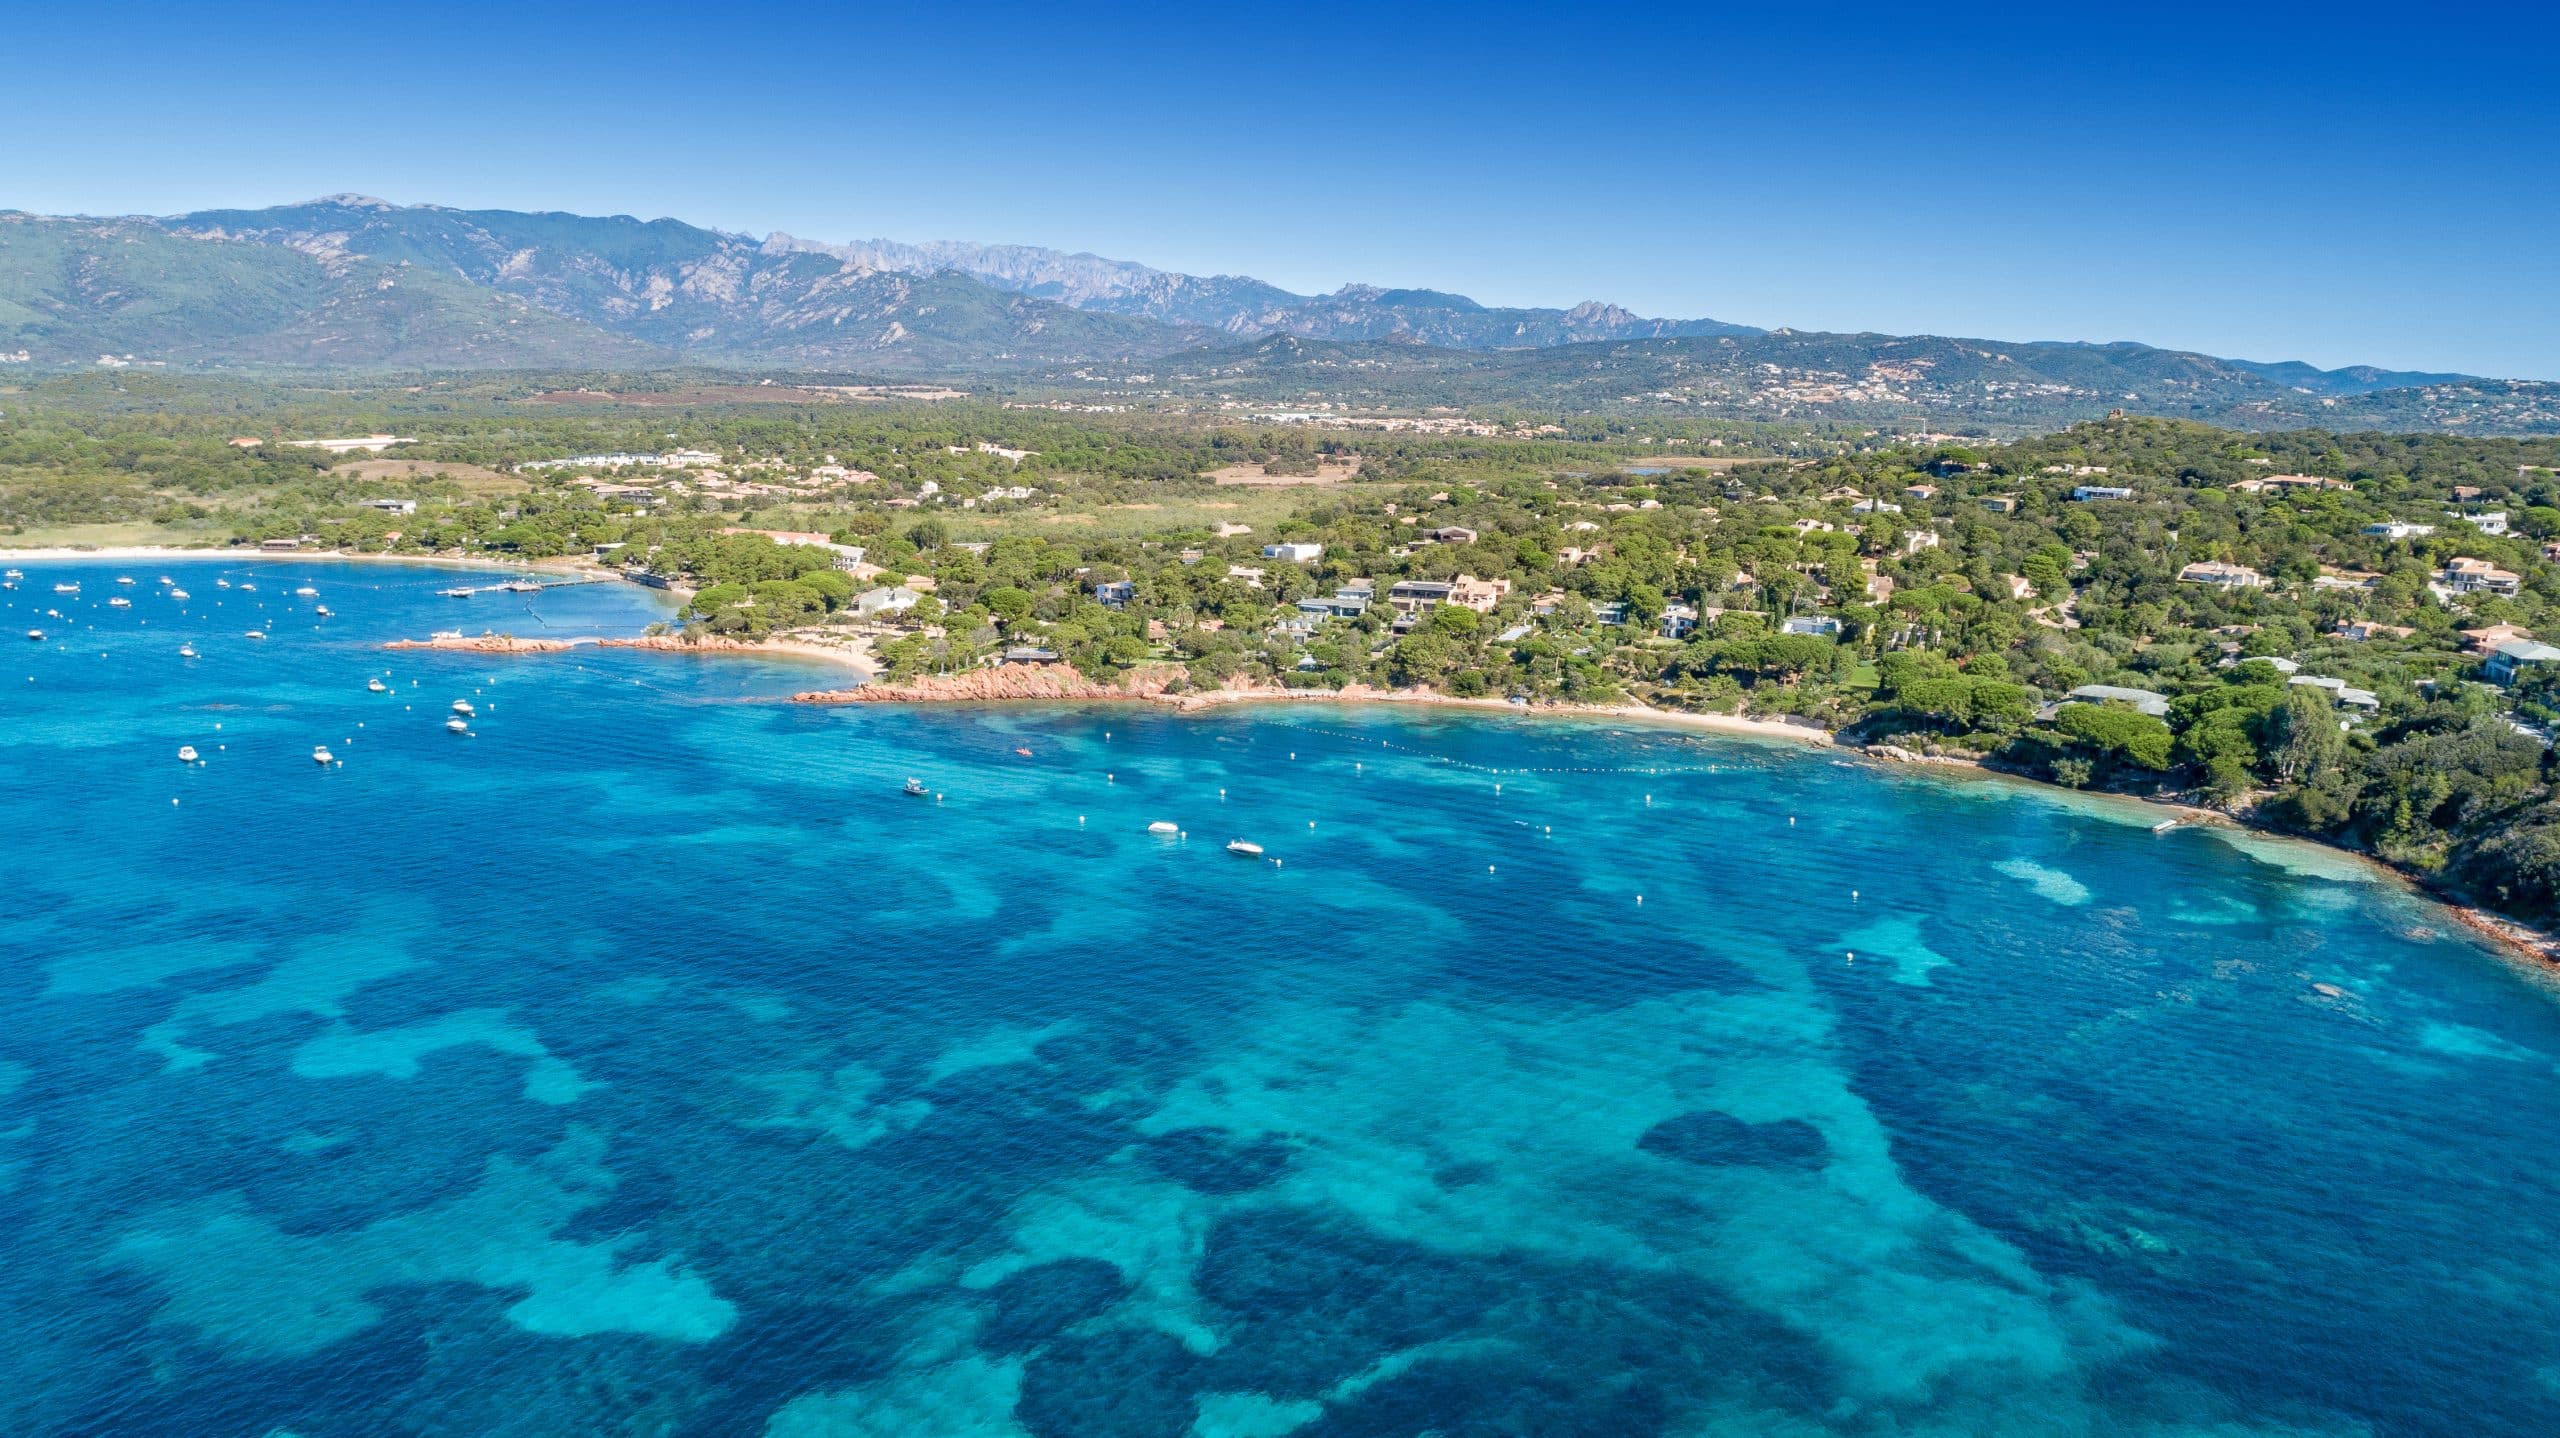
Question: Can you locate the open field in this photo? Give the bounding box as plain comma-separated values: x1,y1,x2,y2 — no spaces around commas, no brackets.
1207,458,1365,486
329,457,525,493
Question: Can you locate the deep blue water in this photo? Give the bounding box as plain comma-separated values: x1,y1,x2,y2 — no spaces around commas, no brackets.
4,558,2559,1436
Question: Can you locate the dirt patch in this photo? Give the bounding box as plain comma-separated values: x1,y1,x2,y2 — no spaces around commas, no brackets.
1209,458,1364,487
332,458,521,491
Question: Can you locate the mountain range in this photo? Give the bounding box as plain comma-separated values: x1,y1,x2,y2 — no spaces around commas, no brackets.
0,196,2548,433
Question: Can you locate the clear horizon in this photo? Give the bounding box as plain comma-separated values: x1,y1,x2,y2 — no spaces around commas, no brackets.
15,1,2558,378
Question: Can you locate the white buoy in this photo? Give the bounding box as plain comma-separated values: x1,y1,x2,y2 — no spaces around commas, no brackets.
1636,894,1644,905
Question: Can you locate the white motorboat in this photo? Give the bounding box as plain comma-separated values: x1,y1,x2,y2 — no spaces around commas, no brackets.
440,587,474,598
108,597,131,608
116,576,136,586
451,699,475,717
3,568,20,580
315,605,334,617
295,586,317,597
179,644,198,658
368,678,388,693
1147,821,1180,835
445,716,470,734
53,582,78,594
216,579,232,588
25,629,43,642
312,745,336,765
244,631,267,641
177,745,200,764
169,589,190,600
902,777,929,797
1225,839,1264,857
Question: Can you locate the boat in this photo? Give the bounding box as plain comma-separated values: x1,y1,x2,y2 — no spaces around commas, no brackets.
215,579,231,588
902,777,929,797
500,580,542,593
367,678,387,693
169,589,190,600
294,586,317,597
177,745,199,764
108,597,131,608
243,631,267,641
315,605,334,617
116,576,136,586
440,587,474,598
157,576,172,585
2,568,20,580
312,745,335,765
2151,818,2182,834
1225,839,1265,857
24,629,42,642
1147,821,1180,835
179,644,198,658
1015,747,1034,757
445,716,470,734
53,582,78,594
451,699,475,716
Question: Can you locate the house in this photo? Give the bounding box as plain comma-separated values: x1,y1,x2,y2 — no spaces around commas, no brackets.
2334,620,2417,642
2312,572,2383,592
2178,561,2268,589
1660,603,1700,639
1263,542,1324,563
2064,684,2170,718
358,498,417,515
258,537,307,552
1558,546,1598,567
2230,474,2349,494
1595,601,1633,626
1850,498,1902,514
854,585,923,616
2452,510,2511,536
2440,557,2521,596
286,434,413,454
1791,518,1837,535
2487,639,2560,685
1093,580,1136,608
2364,521,2436,540
1903,530,1941,554
1226,565,1267,587
1902,483,1939,500
2288,674,2382,711
1447,574,1512,613
2070,485,2135,501
999,646,1061,665
1979,496,2019,514
1388,579,1456,612
1819,486,1867,504
1780,615,1842,637
2463,624,2536,651
1427,526,1479,545
1298,591,1369,619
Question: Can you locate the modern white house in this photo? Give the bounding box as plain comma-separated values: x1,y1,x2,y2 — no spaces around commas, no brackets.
854,585,923,616
1262,542,1324,563
2178,561,2269,589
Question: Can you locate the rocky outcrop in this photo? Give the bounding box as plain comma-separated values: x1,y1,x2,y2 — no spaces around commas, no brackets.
595,634,768,655
383,632,573,653
795,663,1185,705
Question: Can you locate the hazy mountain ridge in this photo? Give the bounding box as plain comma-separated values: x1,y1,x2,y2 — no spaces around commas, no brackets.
0,197,2541,433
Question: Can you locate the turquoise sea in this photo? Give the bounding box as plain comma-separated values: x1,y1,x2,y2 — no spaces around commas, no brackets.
5,558,2560,1436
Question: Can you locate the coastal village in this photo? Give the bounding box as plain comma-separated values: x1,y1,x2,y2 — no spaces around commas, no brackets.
14,398,2560,931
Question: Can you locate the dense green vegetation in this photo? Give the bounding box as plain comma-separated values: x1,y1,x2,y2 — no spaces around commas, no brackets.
13,378,2560,923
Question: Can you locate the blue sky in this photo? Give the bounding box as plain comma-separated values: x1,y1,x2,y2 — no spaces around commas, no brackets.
18,2,2559,376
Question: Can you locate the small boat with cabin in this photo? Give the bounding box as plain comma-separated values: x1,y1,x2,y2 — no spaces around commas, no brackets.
1225,839,1265,857
3,568,20,580
451,699,475,717
1147,821,1180,835
312,745,336,765
440,587,474,598
445,716,470,734
53,582,78,594
902,777,929,797
177,746,200,764
368,678,387,693
169,588,190,600
216,579,231,588
244,631,267,641
295,586,317,597
179,644,198,658
25,629,43,642
108,597,131,608
116,576,135,586
315,605,334,617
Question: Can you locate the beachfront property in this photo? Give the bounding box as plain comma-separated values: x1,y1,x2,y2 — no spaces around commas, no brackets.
998,646,1061,665
1387,579,1455,612
854,585,924,616
2070,485,2135,501
2178,560,2269,589
1263,542,1325,563
2364,521,2436,540
2487,639,2560,685
2441,557,2522,596
2063,684,2171,717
